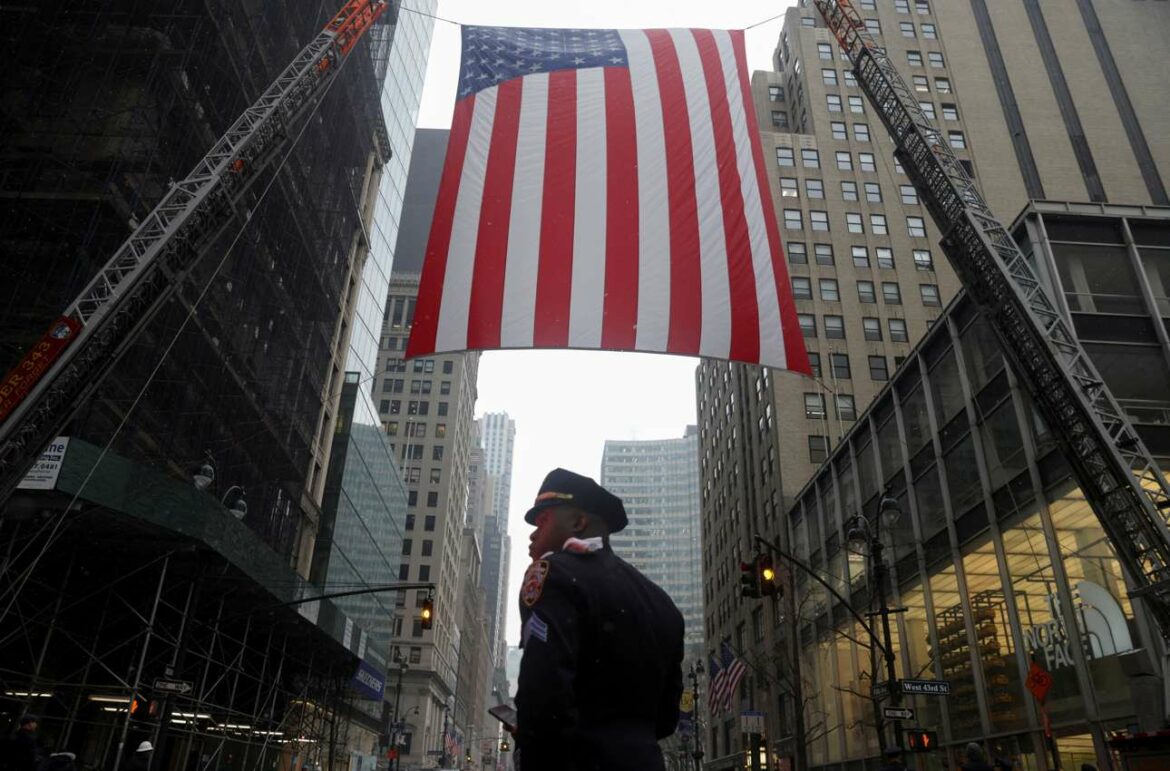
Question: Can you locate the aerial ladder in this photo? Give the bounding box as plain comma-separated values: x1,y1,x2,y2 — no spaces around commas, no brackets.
812,0,1170,637
0,0,390,505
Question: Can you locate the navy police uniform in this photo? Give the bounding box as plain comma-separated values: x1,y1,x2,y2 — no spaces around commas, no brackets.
515,469,685,771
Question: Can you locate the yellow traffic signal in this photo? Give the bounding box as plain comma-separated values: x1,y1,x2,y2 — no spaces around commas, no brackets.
420,597,434,630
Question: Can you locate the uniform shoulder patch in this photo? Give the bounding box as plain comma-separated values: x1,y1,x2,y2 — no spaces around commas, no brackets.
521,560,550,607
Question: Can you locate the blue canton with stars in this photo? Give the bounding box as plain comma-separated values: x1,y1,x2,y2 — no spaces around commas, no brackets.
458,26,629,99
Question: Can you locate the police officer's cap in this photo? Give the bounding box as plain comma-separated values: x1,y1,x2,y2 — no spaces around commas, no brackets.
524,468,628,533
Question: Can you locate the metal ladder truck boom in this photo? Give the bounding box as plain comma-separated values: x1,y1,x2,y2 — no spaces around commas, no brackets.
0,0,389,505
813,0,1170,637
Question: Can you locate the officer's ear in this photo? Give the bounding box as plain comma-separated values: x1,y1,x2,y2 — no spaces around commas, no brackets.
568,508,591,535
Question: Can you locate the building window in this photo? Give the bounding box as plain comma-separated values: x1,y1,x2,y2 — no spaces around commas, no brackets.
801,16,815,27
817,42,833,60
822,69,838,86
819,279,840,302
439,381,451,395
876,247,895,269
772,110,789,129
895,0,910,12
941,103,958,121
769,85,784,101
843,70,857,88
826,94,842,112
916,1,931,15
889,318,909,342
405,513,416,530
825,315,846,339
859,0,876,9
780,177,799,197
831,121,847,140
435,423,447,437
949,131,967,149
830,353,851,379
429,468,441,483
863,317,883,341
929,51,945,68
894,156,905,174
846,212,864,234
848,95,865,113
424,515,436,531
798,314,817,337
806,179,825,199
908,50,923,67
869,355,890,381
437,402,448,416
808,352,822,378
398,564,409,580
810,211,830,231
864,19,881,34
407,490,417,506
935,77,951,93
421,539,434,557
389,399,402,414
913,249,934,270
804,393,826,419
883,282,903,304
418,565,431,581
900,184,919,205
426,491,439,508
836,394,857,421
808,435,830,464
402,538,412,556
814,243,835,265
907,216,927,237
900,21,916,37
836,151,853,170
787,242,808,264
913,75,929,92
920,283,941,306
858,152,876,171
853,123,870,142
922,22,937,39
841,181,859,201
783,209,803,230
777,147,795,166
432,445,444,461
802,148,820,168
852,247,870,268
918,101,935,119
858,281,877,303
792,277,813,300
870,213,889,235
864,182,882,202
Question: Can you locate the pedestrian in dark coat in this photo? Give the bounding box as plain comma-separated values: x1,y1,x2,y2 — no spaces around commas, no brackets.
2,715,44,771
514,469,686,771
124,742,152,771
878,746,907,771
961,742,995,771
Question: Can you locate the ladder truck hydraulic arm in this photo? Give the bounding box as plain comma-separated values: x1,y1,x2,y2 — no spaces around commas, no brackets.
0,0,389,505
813,0,1170,638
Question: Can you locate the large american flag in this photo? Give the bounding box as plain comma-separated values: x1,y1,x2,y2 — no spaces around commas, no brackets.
709,640,748,714
407,25,810,373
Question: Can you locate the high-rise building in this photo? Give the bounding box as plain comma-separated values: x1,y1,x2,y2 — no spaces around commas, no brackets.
697,1,1170,768
0,1,435,768
601,428,704,662
377,272,482,769
478,412,516,677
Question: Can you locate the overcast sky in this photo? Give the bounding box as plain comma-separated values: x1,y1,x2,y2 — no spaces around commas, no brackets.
410,0,795,647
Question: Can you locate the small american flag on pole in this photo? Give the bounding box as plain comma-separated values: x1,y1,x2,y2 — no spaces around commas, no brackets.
709,640,747,714
407,25,810,373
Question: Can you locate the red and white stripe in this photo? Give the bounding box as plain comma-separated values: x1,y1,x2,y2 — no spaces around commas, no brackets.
719,657,748,713
408,28,810,374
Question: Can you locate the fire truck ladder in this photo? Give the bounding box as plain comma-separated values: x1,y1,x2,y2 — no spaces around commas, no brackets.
814,0,1170,637
0,0,389,505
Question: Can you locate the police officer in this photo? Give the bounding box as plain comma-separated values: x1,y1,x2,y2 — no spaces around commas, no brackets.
514,468,685,771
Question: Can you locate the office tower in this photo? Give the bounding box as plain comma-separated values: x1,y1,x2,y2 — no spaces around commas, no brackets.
478,413,516,680
697,1,1170,767
377,272,482,768
601,428,704,662
0,2,435,768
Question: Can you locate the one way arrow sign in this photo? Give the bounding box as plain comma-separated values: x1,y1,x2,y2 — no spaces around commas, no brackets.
883,707,915,721
153,679,193,695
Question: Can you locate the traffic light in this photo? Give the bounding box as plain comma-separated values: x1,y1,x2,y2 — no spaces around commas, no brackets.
757,554,780,597
905,729,938,752
420,596,434,630
739,561,760,598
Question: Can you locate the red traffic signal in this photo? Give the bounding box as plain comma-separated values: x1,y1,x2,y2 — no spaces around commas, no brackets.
905,729,938,751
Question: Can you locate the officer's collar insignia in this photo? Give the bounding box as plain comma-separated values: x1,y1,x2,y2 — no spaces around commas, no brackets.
562,536,603,554
535,491,573,503
521,560,550,607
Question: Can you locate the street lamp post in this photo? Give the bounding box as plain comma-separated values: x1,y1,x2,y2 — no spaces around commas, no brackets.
846,495,903,752
686,662,705,771
389,658,407,771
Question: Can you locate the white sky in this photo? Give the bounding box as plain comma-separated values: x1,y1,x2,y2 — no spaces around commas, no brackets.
412,0,796,645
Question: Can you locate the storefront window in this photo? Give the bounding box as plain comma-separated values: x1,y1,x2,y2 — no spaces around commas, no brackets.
914,463,947,540
1048,483,1141,720
960,537,1028,732
979,398,1028,491
1001,506,1085,724
929,562,982,739
897,583,945,734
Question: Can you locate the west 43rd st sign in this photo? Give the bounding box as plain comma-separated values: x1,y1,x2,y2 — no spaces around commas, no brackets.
899,679,951,695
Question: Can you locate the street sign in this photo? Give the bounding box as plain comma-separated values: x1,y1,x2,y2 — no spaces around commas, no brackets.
152,679,193,695
899,679,951,695
739,710,765,733
883,707,915,721
872,681,889,701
